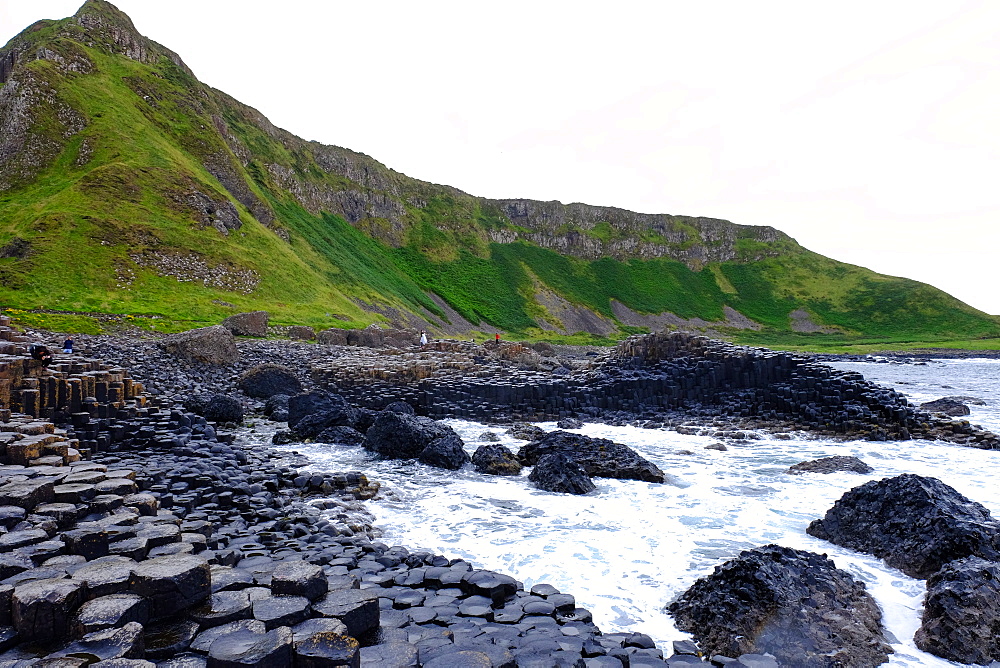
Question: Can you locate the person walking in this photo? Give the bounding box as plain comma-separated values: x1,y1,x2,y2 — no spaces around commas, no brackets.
419,330,428,346
62,336,73,354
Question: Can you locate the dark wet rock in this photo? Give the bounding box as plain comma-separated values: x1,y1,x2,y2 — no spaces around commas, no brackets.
159,326,238,365
72,593,149,636
239,364,302,399
556,417,583,429
506,424,545,441
315,426,365,446
293,630,359,668
271,561,327,601
382,401,415,415
190,619,267,654
53,621,145,661
155,655,208,668
221,311,269,338
288,392,359,439
131,555,211,619
251,595,311,630
207,625,293,667
0,478,55,509
787,455,873,475
914,556,1000,664
920,398,971,416
471,444,522,476
807,474,1000,578
12,577,85,642
528,453,596,495
144,619,201,660
940,395,986,406
519,430,665,483
312,589,379,637
362,412,464,467
705,442,728,451
668,544,892,668
478,431,500,442
189,590,252,628
358,642,417,666
291,617,348,641
263,394,290,421
73,556,137,597
184,395,244,424
417,433,470,470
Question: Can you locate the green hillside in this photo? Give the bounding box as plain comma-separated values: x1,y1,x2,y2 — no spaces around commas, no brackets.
1,0,997,350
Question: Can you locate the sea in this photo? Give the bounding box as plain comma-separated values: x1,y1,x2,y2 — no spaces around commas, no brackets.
271,358,1000,667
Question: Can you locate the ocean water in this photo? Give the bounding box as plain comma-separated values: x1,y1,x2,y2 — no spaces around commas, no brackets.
276,358,1000,667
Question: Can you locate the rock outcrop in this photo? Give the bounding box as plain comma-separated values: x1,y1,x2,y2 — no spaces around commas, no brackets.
787,455,873,475
528,453,596,495
668,544,892,667
239,363,302,398
221,311,269,338
914,556,1000,664
807,474,1000,578
362,412,470,470
518,430,665,483
158,326,238,366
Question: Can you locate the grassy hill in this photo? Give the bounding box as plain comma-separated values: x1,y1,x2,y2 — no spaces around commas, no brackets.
1,0,998,351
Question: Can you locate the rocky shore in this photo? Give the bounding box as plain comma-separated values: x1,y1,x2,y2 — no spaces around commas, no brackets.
3,317,1000,666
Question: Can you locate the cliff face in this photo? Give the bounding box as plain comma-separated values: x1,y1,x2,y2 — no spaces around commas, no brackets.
0,0,996,344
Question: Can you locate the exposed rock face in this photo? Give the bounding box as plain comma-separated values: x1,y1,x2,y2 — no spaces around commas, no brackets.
239,364,302,398
158,325,238,365
528,453,596,495
920,398,971,416
518,431,665,483
472,444,523,476
914,556,1000,664
807,474,1000,578
787,455,873,475
287,392,358,439
183,394,244,424
221,311,269,337
668,544,892,668
362,412,468,470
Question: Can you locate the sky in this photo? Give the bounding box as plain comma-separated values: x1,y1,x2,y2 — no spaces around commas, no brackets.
3,1,999,314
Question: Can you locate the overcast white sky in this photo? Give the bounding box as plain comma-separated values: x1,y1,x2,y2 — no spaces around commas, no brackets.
3,1,999,314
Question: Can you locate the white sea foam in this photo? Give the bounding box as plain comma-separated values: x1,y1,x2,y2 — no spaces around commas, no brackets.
278,358,1000,667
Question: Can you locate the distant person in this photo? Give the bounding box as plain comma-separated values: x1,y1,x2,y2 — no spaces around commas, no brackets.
63,336,73,354
495,333,500,343
419,330,428,346
30,344,53,365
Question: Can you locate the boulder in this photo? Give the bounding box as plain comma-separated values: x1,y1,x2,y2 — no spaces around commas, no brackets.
315,426,365,446
287,392,358,439
362,412,458,461
920,397,971,416
184,394,244,424
346,325,385,348
417,433,471,470
506,424,545,441
159,326,238,365
528,453,595,495
787,455,873,475
556,417,583,429
914,556,1000,664
221,311,269,337
239,365,302,398
263,394,290,421
518,431,665,483
316,329,349,346
287,326,315,341
807,474,1000,578
471,444,522,476
668,544,892,668
382,401,415,415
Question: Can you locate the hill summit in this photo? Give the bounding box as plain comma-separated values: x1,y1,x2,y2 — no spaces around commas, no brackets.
1,0,997,346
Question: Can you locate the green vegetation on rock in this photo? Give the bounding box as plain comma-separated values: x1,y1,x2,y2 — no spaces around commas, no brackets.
1,0,997,351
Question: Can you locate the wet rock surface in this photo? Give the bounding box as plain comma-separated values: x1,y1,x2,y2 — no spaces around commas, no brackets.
668,544,893,667
807,474,1000,578
914,556,1000,664
518,430,666,483
787,455,873,475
